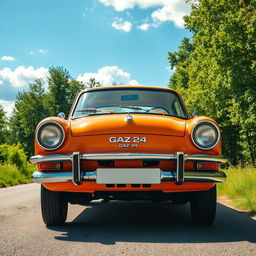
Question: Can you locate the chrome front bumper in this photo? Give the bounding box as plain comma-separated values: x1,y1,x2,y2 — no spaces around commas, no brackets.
32,170,226,184
31,153,227,164
31,153,227,185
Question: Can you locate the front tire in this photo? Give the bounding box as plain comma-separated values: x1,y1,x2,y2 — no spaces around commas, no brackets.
41,185,68,226
190,185,216,225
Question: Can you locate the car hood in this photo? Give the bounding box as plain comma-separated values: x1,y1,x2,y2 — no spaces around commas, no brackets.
71,114,186,137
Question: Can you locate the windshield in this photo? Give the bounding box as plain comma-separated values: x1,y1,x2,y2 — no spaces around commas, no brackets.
72,88,187,119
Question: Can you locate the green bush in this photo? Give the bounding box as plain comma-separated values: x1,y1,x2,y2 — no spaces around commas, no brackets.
0,144,34,177
0,144,35,187
0,163,31,187
218,166,256,214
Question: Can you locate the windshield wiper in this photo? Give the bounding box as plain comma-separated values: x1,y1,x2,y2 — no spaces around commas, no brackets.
119,105,166,115
76,108,116,113
72,108,116,119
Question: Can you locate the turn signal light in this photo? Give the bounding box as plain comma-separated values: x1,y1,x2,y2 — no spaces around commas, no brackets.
196,162,217,170
39,162,61,171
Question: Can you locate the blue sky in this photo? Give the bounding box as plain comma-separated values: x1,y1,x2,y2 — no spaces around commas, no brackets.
0,0,191,116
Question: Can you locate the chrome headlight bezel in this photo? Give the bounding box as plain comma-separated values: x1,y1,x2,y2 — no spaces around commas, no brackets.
191,120,220,150
36,120,65,151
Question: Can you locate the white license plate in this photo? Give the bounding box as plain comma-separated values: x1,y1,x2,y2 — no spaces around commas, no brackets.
96,168,161,184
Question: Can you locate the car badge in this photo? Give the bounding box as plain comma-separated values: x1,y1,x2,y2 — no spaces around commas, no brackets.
124,113,133,123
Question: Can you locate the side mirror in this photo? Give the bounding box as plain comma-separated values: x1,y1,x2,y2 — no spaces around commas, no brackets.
192,112,198,118
57,112,66,119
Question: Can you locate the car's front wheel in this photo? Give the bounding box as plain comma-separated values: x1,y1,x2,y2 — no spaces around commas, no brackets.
190,185,216,225
41,185,68,226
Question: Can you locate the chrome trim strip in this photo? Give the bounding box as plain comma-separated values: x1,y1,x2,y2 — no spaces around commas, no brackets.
81,153,177,161
185,154,227,163
31,171,96,183
161,171,226,183
32,170,226,184
30,155,71,164
30,153,227,164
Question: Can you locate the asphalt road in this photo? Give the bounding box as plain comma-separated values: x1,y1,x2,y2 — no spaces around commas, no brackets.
0,184,255,256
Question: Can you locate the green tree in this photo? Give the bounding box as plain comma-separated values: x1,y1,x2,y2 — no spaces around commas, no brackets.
168,37,194,91
9,79,48,156
86,78,101,88
169,0,256,165
45,67,84,116
0,105,7,144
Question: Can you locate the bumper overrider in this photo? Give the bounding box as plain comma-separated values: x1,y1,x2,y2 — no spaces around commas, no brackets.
31,153,227,185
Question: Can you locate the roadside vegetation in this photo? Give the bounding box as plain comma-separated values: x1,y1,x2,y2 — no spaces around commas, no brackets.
218,166,256,215
0,163,31,187
0,144,35,187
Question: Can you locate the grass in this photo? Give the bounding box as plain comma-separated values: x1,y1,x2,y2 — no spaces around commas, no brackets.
218,166,256,215
0,163,32,188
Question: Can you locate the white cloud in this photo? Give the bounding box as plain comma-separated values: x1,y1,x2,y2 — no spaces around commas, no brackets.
151,1,190,28
0,66,49,88
112,18,132,32
1,56,15,61
38,49,48,54
128,79,139,85
0,100,15,118
138,23,151,31
29,49,49,55
99,0,191,28
77,66,139,86
99,0,164,11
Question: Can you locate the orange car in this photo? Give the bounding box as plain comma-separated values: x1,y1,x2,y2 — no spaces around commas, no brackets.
31,86,227,226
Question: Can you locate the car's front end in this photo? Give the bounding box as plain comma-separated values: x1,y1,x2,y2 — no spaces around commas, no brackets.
31,86,227,225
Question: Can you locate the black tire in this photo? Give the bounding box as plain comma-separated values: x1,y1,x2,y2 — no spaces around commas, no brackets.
190,185,216,225
41,184,68,226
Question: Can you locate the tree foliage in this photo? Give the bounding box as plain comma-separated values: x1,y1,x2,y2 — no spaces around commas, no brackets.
169,0,256,165
0,105,7,144
45,67,84,116
9,79,48,156
86,78,101,88
9,67,85,156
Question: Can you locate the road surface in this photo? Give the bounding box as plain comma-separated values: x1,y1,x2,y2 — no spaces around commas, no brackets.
0,183,255,256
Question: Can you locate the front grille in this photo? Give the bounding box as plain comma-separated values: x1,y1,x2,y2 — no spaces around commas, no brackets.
98,160,114,167
105,184,152,188
106,184,115,188
143,160,159,167
117,184,126,188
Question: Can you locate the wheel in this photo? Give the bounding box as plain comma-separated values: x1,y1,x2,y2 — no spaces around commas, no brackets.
190,185,216,225
41,184,68,226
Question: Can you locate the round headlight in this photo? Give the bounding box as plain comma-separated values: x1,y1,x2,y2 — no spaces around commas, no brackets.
37,121,65,150
192,121,220,150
